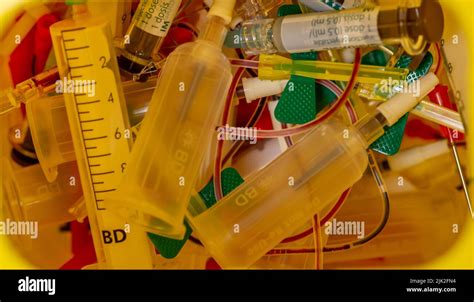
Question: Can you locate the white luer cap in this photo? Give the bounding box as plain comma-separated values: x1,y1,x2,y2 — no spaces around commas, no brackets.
208,0,236,24
242,78,289,103
377,72,439,126
387,139,449,172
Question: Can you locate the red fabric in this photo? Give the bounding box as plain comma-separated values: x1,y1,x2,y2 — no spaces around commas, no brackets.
9,13,58,116
32,14,58,73
405,119,441,140
236,97,273,130
8,21,35,86
60,220,97,270
255,105,273,131
9,13,58,84
205,258,222,270
160,27,195,57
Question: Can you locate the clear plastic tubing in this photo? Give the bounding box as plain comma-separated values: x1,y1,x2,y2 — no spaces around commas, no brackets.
225,0,444,56
412,99,464,133
187,73,439,268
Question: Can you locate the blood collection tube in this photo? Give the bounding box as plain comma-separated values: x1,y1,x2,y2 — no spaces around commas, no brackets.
108,0,237,239
225,0,444,56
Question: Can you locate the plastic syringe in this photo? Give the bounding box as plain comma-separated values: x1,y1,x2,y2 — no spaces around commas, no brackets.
49,2,154,268
187,73,439,268
258,54,409,84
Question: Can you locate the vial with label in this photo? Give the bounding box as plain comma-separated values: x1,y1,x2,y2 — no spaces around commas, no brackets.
225,0,444,56
118,0,182,74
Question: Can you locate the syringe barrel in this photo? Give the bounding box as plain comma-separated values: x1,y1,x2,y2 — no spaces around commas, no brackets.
231,0,443,56
110,39,232,239
188,119,369,268
2,159,82,226
26,94,76,183
50,8,157,269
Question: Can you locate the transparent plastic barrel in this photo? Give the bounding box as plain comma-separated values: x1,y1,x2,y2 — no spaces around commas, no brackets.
189,119,369,268
109,40,232,239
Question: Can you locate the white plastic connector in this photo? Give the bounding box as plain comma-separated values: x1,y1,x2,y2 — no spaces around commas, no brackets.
340,48,356,63
387,139,449,172
208,0,236,25
377,72,439,126
230,16,244,29
242,78,289,103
